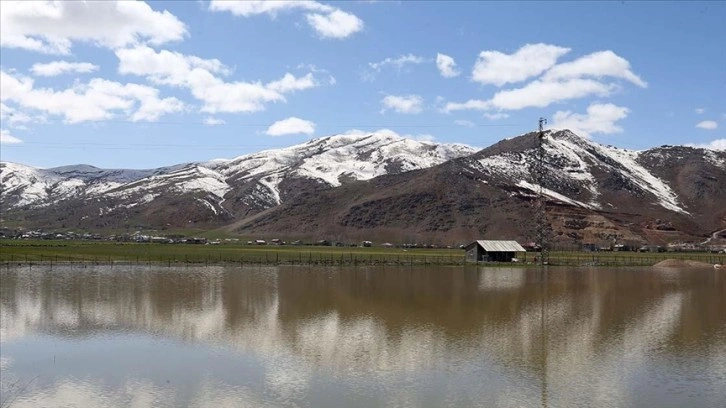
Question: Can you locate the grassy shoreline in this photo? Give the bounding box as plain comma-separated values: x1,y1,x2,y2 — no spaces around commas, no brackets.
1,240,724,267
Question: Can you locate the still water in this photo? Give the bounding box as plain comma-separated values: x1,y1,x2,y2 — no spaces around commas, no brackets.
1,265,724,407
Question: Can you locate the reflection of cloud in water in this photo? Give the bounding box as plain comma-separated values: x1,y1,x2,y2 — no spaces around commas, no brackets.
2,377,254,408
1,265,725,407
478,268,526,290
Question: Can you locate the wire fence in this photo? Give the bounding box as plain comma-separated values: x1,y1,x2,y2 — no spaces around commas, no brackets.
2,251,724,268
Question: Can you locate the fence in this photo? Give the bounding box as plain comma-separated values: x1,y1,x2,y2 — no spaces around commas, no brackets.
2,251,724,268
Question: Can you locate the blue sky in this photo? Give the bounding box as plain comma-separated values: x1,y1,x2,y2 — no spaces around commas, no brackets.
1,1,724,169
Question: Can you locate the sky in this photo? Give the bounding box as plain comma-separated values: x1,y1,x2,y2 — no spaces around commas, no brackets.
1,0,724,169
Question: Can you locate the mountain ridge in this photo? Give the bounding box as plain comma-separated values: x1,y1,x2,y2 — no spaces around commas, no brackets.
1,130,724,246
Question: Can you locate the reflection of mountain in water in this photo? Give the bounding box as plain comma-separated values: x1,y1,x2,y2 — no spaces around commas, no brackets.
2,265,726,407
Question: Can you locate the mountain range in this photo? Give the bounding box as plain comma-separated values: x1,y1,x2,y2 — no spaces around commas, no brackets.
2,130,724,246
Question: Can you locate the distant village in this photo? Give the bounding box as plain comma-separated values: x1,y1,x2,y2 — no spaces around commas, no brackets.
1,227,724,254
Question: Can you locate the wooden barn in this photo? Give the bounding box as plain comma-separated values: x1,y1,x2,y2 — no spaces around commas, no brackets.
465,240,526,263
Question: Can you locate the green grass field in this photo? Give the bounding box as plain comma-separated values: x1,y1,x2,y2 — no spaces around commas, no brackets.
1,240,724,266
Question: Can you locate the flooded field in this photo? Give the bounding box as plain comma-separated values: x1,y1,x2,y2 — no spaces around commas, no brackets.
1,265,725,407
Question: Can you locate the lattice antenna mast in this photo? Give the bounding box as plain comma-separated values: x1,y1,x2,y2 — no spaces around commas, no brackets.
534,118,549,266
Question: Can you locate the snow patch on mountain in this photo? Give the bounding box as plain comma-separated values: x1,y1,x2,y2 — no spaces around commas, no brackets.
106,165,230,199
219,132,475,189
597,145,687,214
516,180,597,210
705,150,726,169
553,131,687,213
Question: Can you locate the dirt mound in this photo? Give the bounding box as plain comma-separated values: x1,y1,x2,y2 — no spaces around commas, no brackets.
653,259,719,268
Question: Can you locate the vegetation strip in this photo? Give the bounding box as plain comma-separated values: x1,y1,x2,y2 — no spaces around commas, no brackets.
1,241,723,267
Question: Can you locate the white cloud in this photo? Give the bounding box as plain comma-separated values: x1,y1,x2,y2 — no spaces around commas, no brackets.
696,120,718,130
266,117,316,136
695,108,705,114
472,43,570,86
266,73,317,93
0,1,186,54
687,139,726,151
1,70,184,124
30,61,99,77
116,46,229,85
0,128,22,144
483,112,509,120
369,54,426,72
448,45,645,114
436,53,460,78
443,78,614,113
454,119,475,127
209,0,330,16
306,10,364,39
551,103,629,138
203,117,225,126
380,95,423,114
487,78,616,111
1,102,33,127
542,50,647,88
209,0,362,39
116,46,319,114
297,64,336,85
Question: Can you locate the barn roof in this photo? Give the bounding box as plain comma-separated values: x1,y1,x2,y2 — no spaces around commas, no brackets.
472,240,526,252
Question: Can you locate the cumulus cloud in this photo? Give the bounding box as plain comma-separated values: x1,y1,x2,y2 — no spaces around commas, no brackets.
30,61,99,77
306,9,364,39
695,108,705,114
542,50,647,87
116,46,319,113
447,45,645,116
266,117,316,136
0,128,22,144
696,120,718,130
0,102,33,127
687,139,726,151
209,0,362,39
0,70,184,124
472,43,570,86
0,1,186,54
444,78,615,113
488,78,616,110
380,95,423,114
436,53,460,78
203,117,225,126
551,103,629,138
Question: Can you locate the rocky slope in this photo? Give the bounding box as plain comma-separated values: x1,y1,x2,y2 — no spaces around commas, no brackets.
2,129,723,245
0,131,475,229
226,130,726,246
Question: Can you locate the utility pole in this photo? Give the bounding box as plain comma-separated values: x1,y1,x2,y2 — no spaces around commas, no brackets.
534,118,549,266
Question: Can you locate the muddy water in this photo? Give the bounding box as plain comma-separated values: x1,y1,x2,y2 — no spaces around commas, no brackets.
1,265,724,407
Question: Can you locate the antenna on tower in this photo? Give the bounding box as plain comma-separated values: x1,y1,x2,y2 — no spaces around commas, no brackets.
534,118,549,266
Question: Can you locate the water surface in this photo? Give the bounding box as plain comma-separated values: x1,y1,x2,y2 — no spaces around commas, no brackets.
1,265,724,407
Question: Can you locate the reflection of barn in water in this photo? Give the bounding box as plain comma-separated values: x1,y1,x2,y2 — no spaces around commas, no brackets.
465,240,526,262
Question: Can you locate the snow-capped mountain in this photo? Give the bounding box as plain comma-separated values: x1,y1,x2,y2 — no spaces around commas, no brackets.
2,129,723,244
231,130,726,244
0,131,475,223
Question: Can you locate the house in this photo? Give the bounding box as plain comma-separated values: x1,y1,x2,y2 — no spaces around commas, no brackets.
465,240,526,263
